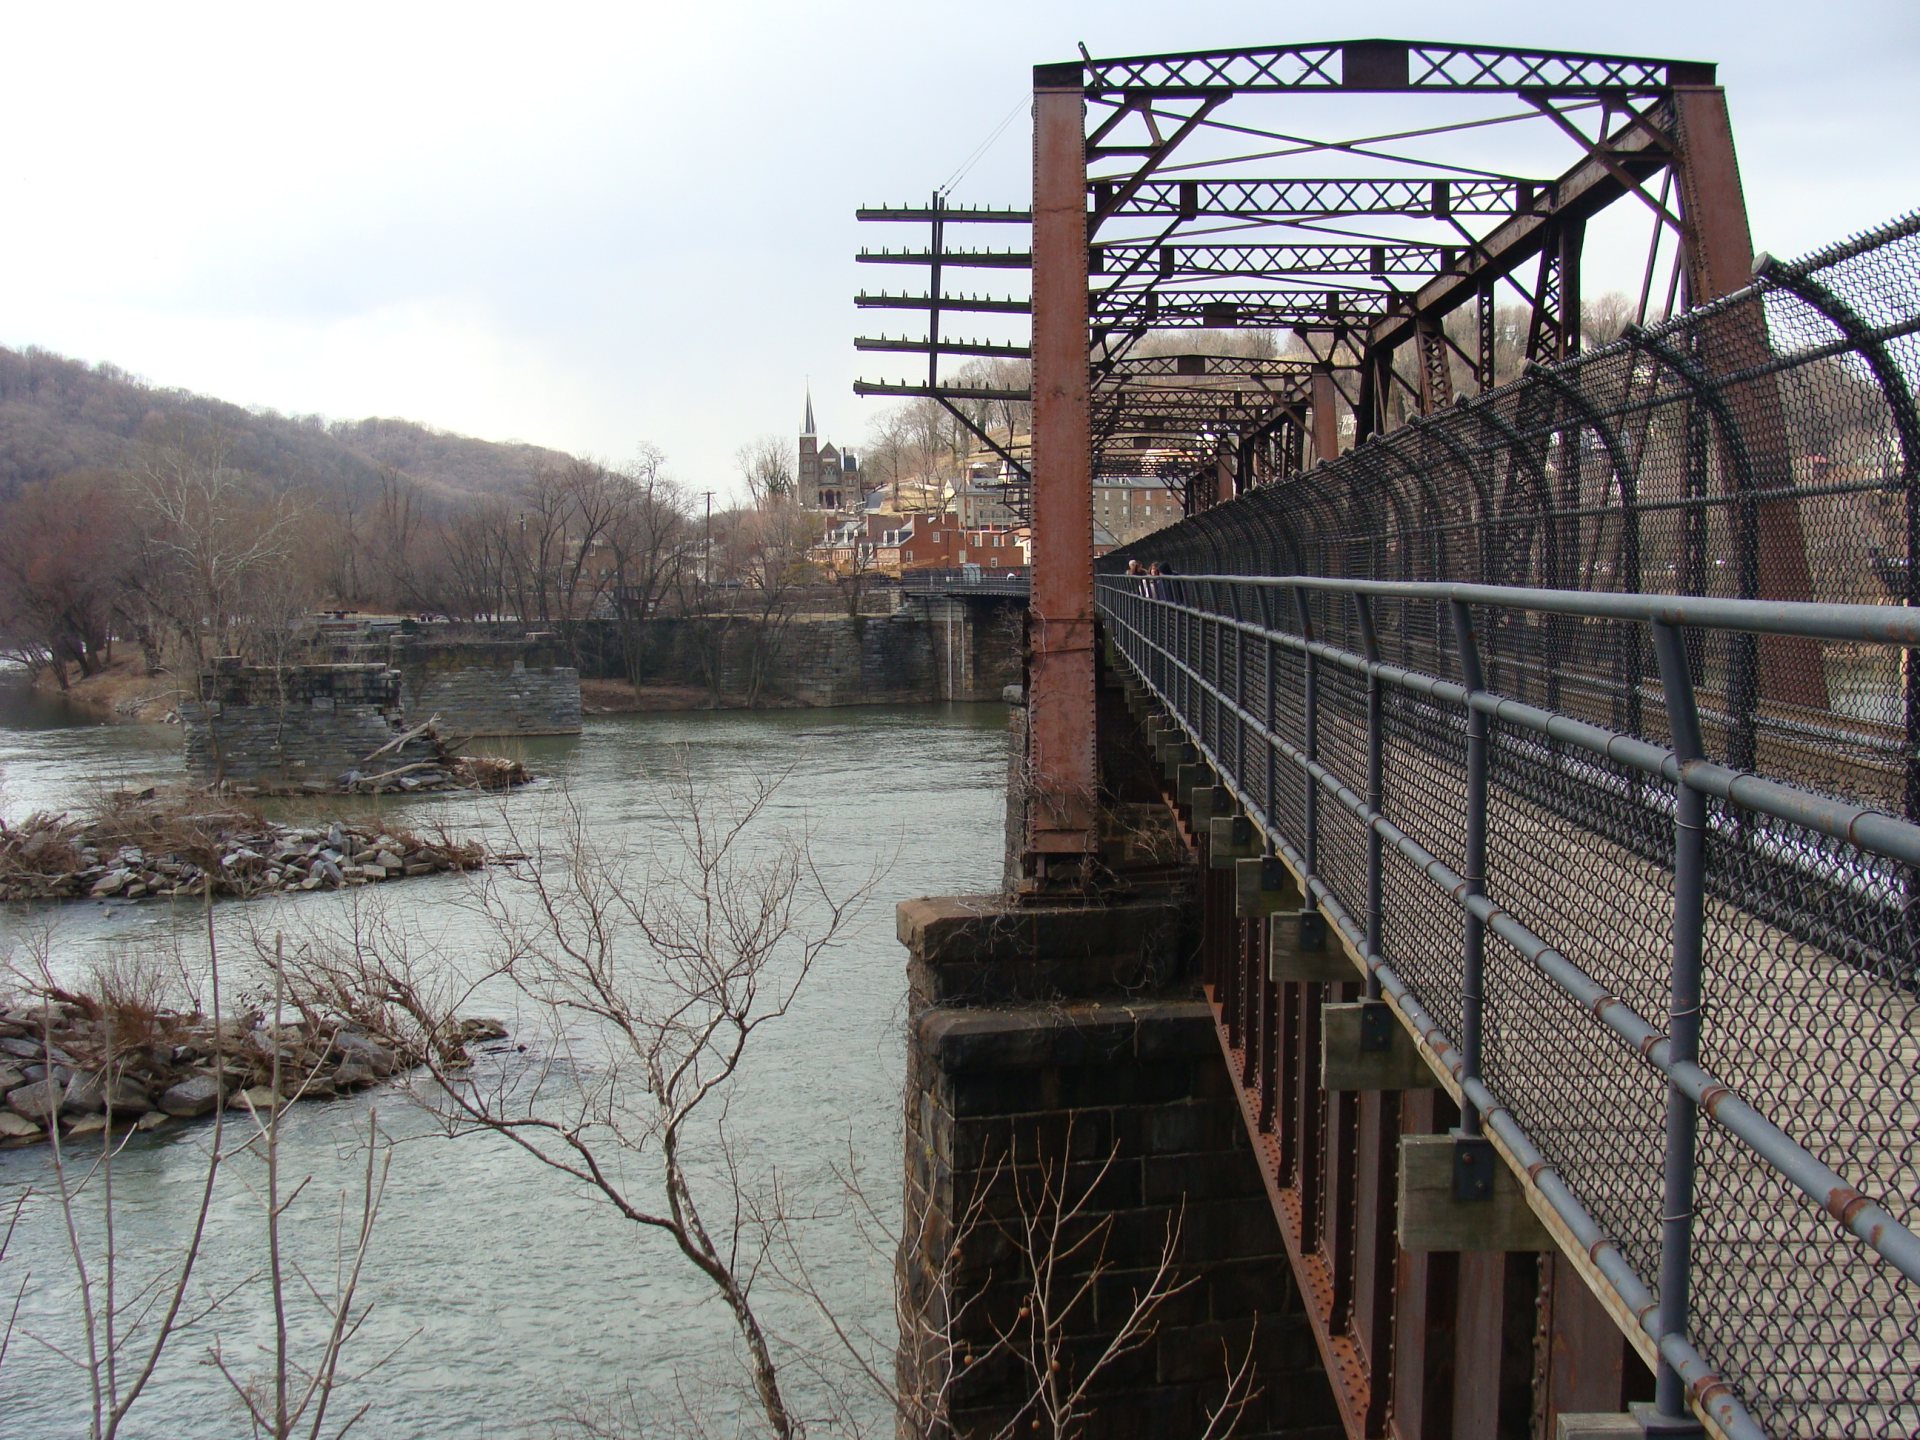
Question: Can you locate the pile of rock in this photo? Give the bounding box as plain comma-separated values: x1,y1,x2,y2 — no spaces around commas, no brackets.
0,996,508,1148
0,805,486,904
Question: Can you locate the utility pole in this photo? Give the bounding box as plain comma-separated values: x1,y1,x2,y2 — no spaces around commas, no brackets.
703,491,715,586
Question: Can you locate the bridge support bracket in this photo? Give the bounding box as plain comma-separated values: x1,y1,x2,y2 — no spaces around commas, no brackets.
1399,1132,1554,1252
1555,1417,1642,1439
1235,855,1303,917
1322,1001,1439,1090
1207,815,1258,866
1270,912,1358,983
1190,784,1234,825
1157,737,1197,778
1176,762,1214,806
1627,1402,1706,1438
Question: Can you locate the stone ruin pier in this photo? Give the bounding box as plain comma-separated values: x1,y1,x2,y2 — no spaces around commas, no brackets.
180,635,579,792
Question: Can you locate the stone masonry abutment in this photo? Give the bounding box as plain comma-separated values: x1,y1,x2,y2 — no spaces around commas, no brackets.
897,656,1338,1438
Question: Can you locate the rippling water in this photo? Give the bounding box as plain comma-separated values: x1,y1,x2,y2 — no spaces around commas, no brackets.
0,676,1009,1437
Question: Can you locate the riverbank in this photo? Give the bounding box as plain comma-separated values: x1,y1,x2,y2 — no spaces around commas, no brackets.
26,653,178,724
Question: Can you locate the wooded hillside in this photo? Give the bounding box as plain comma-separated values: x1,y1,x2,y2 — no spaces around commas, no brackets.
0,346,578,507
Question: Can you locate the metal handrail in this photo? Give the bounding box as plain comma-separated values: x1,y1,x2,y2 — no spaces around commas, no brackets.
1098,571,1920,1440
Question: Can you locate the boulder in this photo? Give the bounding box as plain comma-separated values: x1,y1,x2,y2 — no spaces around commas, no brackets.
0,1111,42,1141
64,1070,155,1117
65,1113,110,1137
158,1074,223,1118
7,1078,65,1123
332,1031,398,1076
0,1065,23,1092
454,1017,509,1043
91,868,132,896
134,1110,170,1132
236,1085,282,1112
0,1035,72,1064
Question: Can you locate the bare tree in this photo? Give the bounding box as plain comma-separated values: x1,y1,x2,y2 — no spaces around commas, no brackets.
862,410,915,513
2,902,394,1440
122,430,303,676
737,435,796,504
723,501,822,707
278,770,880,1440
0,474,128,686
604,444,691,686
370,468,432,612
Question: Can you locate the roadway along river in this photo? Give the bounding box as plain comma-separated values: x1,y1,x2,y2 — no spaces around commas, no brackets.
0,676,1010,1438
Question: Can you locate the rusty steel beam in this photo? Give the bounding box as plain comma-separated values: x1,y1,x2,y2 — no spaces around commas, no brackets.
1093,176,1533,222
1024,60,1098,871
1363,110,1671,356
1094,287,1394,331
1092,240,1446,278
1095,352,1321,380
1080,39,1711,96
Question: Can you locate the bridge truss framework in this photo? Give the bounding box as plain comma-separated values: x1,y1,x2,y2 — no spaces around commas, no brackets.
857,35,1920,1440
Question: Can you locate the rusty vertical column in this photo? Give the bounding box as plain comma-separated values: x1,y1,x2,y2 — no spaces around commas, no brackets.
1024,61,1097,873
1671,84,1827,709
1311,366,1341,466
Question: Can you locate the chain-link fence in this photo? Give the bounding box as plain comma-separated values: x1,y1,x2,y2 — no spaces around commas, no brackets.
1097,213,1920,1439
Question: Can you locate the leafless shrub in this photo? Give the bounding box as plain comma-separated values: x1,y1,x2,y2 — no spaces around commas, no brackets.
276,765,880,1439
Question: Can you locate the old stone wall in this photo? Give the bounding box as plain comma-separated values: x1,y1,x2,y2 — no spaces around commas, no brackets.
180,662,439,790
897,893,1339,1440
388,636,582,738
633,598,1022,706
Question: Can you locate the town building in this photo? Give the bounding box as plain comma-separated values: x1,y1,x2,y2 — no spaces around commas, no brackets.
797,387,858,512
1092,476,1184,547
814,510,1030,577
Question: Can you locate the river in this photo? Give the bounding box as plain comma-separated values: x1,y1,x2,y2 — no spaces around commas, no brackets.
0,675,1011,1438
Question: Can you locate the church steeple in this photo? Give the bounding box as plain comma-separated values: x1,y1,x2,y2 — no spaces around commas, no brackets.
802,383,816,438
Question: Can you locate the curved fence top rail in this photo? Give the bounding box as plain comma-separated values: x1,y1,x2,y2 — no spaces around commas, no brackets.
1105,207,1920,608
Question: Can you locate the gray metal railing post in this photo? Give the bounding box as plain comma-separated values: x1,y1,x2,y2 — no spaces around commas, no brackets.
1296,586,1320,882
1650,619,1708,1434
1261,583,1279,834
1357,592,1384,1001
1450,598,1489,1136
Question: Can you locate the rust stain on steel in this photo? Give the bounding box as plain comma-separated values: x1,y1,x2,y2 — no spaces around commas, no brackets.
1208,987,1383,1438
1826,1187,1872,1226
1024,66,1097,862
1693,1375,1734,1408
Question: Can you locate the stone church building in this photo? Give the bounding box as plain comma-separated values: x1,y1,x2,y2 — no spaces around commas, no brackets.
797,387,858,512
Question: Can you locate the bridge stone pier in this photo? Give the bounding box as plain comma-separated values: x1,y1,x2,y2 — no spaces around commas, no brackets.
898,659,1340,1438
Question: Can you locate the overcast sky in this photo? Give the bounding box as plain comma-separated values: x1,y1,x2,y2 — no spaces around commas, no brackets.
3,1,1914,502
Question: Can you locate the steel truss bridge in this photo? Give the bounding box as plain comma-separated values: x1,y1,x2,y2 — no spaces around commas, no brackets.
858,38,1918,1440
